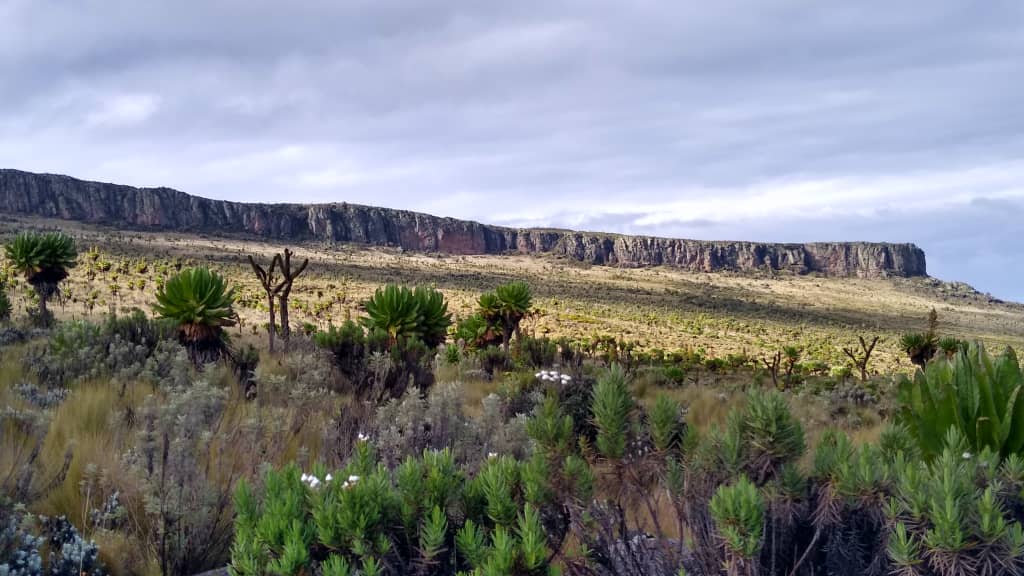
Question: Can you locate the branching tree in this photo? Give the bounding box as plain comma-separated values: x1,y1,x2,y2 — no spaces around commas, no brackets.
843,335,880,382
248,254,282,352
274,248,308,346
762,351,782,389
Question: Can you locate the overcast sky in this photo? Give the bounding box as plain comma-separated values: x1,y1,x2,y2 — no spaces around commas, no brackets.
2,1,1023,301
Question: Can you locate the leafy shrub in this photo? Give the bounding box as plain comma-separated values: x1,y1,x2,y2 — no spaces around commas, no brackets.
153,267,236,364
361,285,451,348
453,314,498,350
129,380,236,575
887,429,1024,576
314,320,368,384
13,383,69,410
710,476,764,574
373,384,472,468
662,365,687,386
229,441,577,576
517,335,557,369
937,336,965,358
591,365,633,460
477,346,508,378
897,343,1024,459
0,285,11,322
315,320,438,402
696,389,805,485
900,332,937,368
0,503,105,576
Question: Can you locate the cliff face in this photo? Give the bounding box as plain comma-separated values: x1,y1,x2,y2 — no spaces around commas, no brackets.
0,169,927,278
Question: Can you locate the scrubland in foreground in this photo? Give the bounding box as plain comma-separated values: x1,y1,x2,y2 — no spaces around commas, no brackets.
3,223,1024,576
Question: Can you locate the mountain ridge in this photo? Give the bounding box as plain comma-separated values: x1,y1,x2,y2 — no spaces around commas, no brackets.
0,168,927,278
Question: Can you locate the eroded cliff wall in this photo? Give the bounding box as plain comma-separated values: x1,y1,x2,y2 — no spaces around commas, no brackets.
0,169,926,278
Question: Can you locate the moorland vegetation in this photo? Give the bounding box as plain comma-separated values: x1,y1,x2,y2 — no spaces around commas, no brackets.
2,230,1024,576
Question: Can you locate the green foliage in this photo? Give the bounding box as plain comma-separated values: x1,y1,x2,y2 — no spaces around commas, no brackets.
887,428,1024,576
897,342,1024,459
526,395,574,457
937,336,964,357
518,335,557,369
648,394,685,453
710,476,764,560
4,231,77,323
454,313,495,350
230,445,566,576
591,365,633,460
361,284,452,348
731,389,805,482
152,267,236,343
478,281,533,353
0,284,10,322
4,231,78,284
900,332,937,368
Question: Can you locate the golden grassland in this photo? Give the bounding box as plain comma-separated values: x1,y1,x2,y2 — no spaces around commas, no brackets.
3,215,1021,373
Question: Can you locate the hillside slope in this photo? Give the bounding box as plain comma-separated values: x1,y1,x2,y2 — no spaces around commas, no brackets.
1,215,1019,374
0,169,926,278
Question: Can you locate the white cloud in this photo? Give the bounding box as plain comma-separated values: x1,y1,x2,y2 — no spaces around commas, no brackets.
85,93,160,127
1,0,1024,299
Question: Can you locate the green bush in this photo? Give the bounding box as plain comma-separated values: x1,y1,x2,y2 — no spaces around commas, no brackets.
662,365,687,386
517,335,557,369
897,343,1024,459
900,332,937,368
710,476,765,565
591,365,633,460
229,441,573,576
361,285,451,349
0,284,11,322
152,267,236,364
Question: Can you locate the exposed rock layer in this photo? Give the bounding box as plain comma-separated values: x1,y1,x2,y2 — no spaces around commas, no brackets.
0,169,927,278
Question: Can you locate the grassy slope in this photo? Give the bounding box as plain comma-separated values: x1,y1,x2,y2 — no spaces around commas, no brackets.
3,214,1022,374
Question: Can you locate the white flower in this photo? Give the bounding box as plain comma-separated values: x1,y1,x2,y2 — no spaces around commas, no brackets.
357,432,369,442
325,474,333,482
535,372,543,378
488,452,498,459
962,452,972,460
301,473,310,482
348,475,360,484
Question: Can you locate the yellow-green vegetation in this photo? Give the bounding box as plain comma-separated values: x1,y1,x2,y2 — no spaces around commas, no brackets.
4,218,1024,576
2,215,1022,376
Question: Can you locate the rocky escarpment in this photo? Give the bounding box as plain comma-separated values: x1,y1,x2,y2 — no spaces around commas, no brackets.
0,169,927,278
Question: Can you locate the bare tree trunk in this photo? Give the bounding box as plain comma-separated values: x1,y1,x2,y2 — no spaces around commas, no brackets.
278,289,291,343
248,254,281,353
274,249,308,348
267,298,276,353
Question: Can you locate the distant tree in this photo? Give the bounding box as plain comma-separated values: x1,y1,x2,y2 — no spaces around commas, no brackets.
842,335,880,382
274,248,308,345
782,346,801,387
900,308,940,368
248,253,282,352
3,231,77,326
762,351,782,389
478,281,533,354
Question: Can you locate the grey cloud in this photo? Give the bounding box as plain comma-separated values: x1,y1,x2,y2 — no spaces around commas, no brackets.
1,0,1023,299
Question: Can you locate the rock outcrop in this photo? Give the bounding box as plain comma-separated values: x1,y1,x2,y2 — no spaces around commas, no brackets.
0,169,927,278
